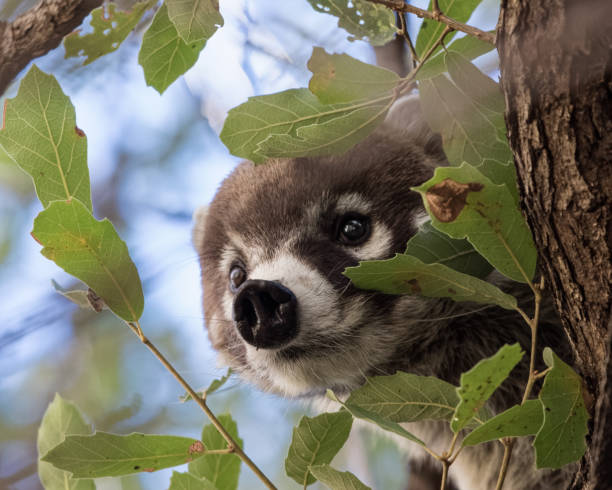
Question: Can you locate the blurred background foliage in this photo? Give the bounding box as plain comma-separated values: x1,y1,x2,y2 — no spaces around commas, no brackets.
0,0,498,488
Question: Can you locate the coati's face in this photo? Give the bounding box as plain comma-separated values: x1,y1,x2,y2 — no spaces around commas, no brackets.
194,103,445,398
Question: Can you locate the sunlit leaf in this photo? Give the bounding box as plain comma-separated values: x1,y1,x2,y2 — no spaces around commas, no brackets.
405,221,492,278
169,471,217,490
166,0,223,44
534,348,589,469
345,254,517,310
139,4,206,94
285,411,352,487
37,394,94,490
41,432,207,477
413,163,536,283
189,414,242,490
462,400,543,446
0,65,91,210
452,344,523,432
31,200,144,321
309,464,371,490
306,0,396,46
64,1,153,65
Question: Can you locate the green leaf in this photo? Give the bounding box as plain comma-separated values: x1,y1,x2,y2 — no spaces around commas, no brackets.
309,465,371,490
405,221,493,278
138,4,206,94
41,432,207,478
180,368,233,402
413,163,537,283
0,65,91,210
346,372,461,423
285,411,352,487
327,390,424,446
452,343,524,432
220,88,392,163
306,0,396,46
415,0,484,57
64,2,153,65
533,348,589,469
31,200,144,322
189,414,242,490
417,34,495,80
37,394,94,490
166,0,223,44
345,254,517,310
52,279,109,312
308,47,399,104
462,400,543,447
169,471,217,490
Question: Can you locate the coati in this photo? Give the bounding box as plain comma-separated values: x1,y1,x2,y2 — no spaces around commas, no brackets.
193,97,571,490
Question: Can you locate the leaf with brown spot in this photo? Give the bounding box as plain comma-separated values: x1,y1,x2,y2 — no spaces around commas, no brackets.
425,179,484,223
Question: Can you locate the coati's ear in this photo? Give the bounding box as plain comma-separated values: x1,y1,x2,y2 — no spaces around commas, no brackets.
385,95,447,164
192,205,209,248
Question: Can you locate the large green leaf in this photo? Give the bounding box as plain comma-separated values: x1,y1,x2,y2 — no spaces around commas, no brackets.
405,221,492,278
64,1,153,65
415,0,484,57
308,47,399,104
188,414,242,490
306,0,396,46
285,411,352,487
346,372,461,423
533,348,589,469
166,0,223,44
309,465,371,490
220,88,393,163
413,163,536,283
41,432,207,478
462,400,543,447
37,394,94,490
0,65,91,210
169,471,217,490
139,4,206,94
345,254,517,310
31,200,144,321
452,344,523,432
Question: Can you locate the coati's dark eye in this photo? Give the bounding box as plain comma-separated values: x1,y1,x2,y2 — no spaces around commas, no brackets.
336,213,370,245
229,264,247,292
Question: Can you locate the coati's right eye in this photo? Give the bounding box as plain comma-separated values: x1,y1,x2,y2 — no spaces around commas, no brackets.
229,265,247,292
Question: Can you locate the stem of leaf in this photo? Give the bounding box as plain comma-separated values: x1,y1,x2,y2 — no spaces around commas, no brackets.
440,460,449,490
495,439,514,490
126,321,277,490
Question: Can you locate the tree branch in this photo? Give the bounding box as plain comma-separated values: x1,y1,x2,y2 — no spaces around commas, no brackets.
0,0,102,97
366,0,496,45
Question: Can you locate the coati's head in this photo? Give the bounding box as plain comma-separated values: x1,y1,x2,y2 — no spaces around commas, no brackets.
194,98,447,398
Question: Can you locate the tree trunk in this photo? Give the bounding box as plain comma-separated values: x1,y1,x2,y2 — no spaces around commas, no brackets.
497,1,612,488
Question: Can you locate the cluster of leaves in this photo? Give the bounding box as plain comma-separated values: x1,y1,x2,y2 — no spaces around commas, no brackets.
0,0,591,489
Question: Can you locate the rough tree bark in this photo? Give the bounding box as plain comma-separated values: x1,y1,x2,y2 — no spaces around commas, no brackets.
0,0,102,96
497,1,612,488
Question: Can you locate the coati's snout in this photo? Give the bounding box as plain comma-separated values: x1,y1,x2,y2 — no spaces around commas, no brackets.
232,279,298,349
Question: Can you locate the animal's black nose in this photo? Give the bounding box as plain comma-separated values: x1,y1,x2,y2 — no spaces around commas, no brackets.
232,279,298,349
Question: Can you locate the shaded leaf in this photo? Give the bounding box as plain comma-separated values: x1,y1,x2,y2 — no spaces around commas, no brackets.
139,4,206,94
405,221,493,278
452,343,523,432
309,464,371,490
189,414,242,490
64,2,153,65
308,47,399,104
345,253,517,310
462,400,543,446
31,200,144,321
306,0,396,46
413,163,536,283
37,394,94,490
169,471,217,490
0,65,91,210
285,411,352,487
166,0,223,44
41,432,207,478
534,348,589,469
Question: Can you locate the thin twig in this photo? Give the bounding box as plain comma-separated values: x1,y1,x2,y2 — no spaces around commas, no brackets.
495,439,514,490
440,460,450,490
397,11,419,65
367,0,495,45
521,276,545,404
126,322,277,490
